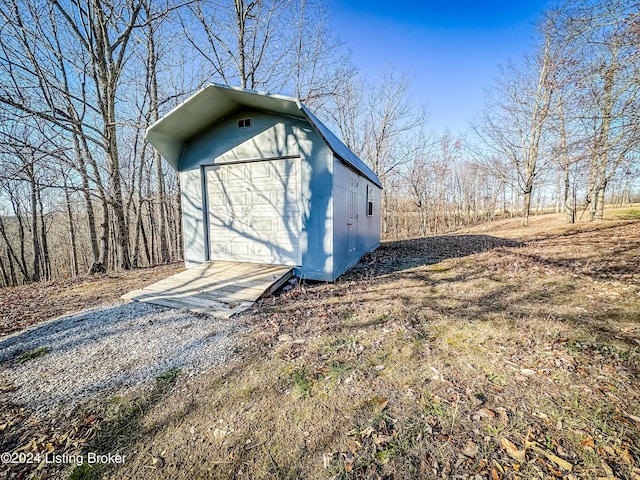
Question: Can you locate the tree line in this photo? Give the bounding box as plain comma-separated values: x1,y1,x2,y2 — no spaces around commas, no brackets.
0,0,638,286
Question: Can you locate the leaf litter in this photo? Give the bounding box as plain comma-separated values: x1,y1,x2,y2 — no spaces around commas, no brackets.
1,212,639,479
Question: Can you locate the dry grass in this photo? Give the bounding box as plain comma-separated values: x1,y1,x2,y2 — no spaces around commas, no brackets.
2,208,640,479
98,208,639,480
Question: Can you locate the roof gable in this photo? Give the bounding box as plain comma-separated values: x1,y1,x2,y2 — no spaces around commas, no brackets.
146,83,382,188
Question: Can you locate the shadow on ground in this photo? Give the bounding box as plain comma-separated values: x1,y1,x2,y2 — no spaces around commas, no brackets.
344,234,524,279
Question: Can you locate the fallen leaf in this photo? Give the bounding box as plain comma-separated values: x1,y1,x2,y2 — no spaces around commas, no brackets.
547,463,564,477
495,407,509,424
212,428,228,439
370,396,388,413
581,436,595,448
601,460,614,477
462,440,479,458
359,426,375,438
476,408,495,419
526,441,573,472
322,453,334,469
150,456,165,469
545,451,573,472
621,412,640,427
343,451,355,472
501,437,526,462
373,434,394,445
617,447,634,465
520,368,536,376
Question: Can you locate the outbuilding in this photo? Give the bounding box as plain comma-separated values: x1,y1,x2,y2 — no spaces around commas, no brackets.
146,83,382,281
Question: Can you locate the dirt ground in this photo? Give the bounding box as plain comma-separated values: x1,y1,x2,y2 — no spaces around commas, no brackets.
1,208,639,479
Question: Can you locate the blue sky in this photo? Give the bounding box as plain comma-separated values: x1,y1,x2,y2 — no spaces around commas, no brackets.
329,0,555,134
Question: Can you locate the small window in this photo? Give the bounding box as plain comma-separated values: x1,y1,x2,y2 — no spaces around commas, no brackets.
367,185,374,216
237,118,252,128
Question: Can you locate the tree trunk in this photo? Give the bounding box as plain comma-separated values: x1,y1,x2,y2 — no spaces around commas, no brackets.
27,166,41,282
148,200,157,264
594,178,607,220
7,248,17,287
146,11,171,264
92,199,110,274
522,188,532,226
104,102,132,270
0,253,9,288
37,186,51,280
139,201,152,266
64,183,79,276
73,136,100,263
132,201,143,268
0,215,28,282
176,183,184,260
235,0,248,88
563,165,574,224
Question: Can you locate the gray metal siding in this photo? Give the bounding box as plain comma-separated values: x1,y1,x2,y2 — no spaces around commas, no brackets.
300,147,334,282
332,157,382,279
180,169,207,267
181,109,306,170
179,109,335,281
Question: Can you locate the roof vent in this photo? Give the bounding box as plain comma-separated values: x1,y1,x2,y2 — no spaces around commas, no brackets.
237,118,251,128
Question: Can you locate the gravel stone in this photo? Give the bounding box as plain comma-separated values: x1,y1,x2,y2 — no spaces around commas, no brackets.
0,302,243,416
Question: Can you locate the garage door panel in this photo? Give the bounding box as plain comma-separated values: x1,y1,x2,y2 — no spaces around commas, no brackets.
208,193,232,208
206,158,301,266
250,218,274,232
227,168,247,181
250,162,271,179
244,203,300,215
210,240,250,257
250,191,274,205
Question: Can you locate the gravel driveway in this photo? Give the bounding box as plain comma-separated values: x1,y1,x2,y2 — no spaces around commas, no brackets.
0,302,242,417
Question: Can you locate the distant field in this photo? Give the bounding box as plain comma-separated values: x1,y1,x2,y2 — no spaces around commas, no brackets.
1,207,639,479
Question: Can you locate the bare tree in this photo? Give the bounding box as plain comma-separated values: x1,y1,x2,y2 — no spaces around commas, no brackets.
183,0,351,102
143,1,171,264
327,71,425,171
561,0,640,220
183,0,295,89
474,18,559,225
49,0,146,269
0,0,140,271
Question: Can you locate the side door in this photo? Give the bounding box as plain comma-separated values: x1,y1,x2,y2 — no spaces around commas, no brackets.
347,173,359,263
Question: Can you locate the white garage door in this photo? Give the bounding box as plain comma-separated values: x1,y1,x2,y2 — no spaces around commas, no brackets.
206,158,301,265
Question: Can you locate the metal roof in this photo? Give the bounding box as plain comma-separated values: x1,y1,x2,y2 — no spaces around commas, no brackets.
146,83,382,188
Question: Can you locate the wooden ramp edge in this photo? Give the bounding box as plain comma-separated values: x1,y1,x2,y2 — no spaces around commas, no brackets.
122,261,294,318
